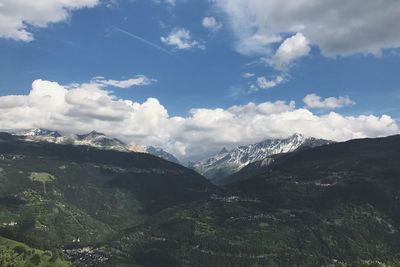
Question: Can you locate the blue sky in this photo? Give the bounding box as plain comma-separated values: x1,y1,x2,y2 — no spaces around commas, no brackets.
0,0,399,160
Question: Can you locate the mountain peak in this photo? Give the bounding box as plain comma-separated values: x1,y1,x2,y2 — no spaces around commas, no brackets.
219,147,229,154
78,130,107,140
88,130,105,137
288,133,307,140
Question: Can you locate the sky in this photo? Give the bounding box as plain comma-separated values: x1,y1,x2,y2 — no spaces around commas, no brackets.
0,0,400,161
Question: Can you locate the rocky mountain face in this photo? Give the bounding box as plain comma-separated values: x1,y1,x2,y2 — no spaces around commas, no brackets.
192,133,333,182
211,153,283,186
14,128,180,164
145,146,180,164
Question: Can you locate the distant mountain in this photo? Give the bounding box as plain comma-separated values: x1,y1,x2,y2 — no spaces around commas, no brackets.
14,128,180,164
74,130,127,151
127,143,180,164
192,133,333,182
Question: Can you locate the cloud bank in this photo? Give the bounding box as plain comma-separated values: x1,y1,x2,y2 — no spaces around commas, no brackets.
0,79,398,160
0,0,99,41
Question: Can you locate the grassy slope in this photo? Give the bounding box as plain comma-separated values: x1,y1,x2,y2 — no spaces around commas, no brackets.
0,236,72,267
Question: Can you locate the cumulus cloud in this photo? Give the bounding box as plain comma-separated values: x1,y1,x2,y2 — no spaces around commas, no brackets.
91,75,156,89
269,33,311,70
202,17,223,32
252,75,284,90
214,0,400,56
243,34,309,89
0,79,398,160
0,79,172,143
0,0,99,42
161,28,205,50
303,94,356,109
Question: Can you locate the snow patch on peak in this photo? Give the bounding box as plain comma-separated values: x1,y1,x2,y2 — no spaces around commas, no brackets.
21,128,61,138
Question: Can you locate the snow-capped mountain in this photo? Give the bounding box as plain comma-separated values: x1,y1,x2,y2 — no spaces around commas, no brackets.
192,133,333,182
15,128,179,164
74,131,127,151
145,146,180,164
128,144,180,164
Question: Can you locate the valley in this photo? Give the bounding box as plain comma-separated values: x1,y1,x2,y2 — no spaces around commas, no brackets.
1,1,399,266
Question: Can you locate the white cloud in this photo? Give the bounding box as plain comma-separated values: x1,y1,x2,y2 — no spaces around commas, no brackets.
269,33,311,70
0,0,99,42
242,73,255,78
91,75,156,89
161,28,205,50
303,94,356,109
202,17,223,32
254,75,284,90
245,34,308,89
0,79,398,160
214,0,400,56
0,79,172,143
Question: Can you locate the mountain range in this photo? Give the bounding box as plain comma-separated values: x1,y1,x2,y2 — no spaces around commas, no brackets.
191,133,333,183
2,131,400,266
15,128,180,164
